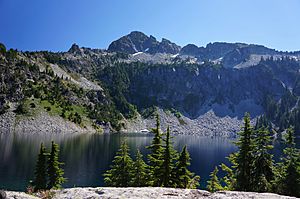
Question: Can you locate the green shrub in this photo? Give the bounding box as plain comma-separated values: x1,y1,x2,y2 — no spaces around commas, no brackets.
15,101,28,114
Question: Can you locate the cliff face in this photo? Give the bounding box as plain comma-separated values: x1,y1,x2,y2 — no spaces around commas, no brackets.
126,64,284,119
4,187,298,199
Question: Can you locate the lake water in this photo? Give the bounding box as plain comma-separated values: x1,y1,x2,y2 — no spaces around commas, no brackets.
1,132,291,191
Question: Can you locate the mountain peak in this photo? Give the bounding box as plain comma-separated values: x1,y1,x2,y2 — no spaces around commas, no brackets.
129,31,147,36
68,43,81,53
108,31,181,54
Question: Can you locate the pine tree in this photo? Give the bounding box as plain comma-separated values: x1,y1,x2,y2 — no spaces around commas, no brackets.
232,113,255,191
207,166,223,192
47,141,66,189
274,127,300,197
174,145,199,188
132,149,148,187
104,140,134,187
32,143,48,191
161,126,178,187
251,128,274,192
147,114,164,186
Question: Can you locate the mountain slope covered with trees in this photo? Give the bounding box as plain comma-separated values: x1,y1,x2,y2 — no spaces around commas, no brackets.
1,32,300,136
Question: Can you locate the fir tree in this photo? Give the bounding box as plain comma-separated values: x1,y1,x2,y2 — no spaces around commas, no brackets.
231,113,255,191
132,149,148,187
174,145,199,188
220,163,236,190
161,126,177,187
104,140,134,187
207,166,223,192
0,43,6,54
251,128,274,192
147,114,164,186
187,175,201,189
47,141,66,189
32,143,48,191
274,127,300,197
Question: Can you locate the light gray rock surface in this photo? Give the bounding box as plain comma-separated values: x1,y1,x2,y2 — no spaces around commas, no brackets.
0,110,95,134
6,191,39,199
4,188,299,199
125,108,258,137
49,64,103,91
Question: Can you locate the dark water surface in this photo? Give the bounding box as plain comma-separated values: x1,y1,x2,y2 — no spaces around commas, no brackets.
0,132,239,190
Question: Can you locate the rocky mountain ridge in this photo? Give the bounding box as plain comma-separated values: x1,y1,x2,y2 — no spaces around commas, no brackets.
1,32,300,136
107,31,300,68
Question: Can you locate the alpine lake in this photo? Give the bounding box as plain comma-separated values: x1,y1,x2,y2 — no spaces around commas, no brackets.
0,132,297,191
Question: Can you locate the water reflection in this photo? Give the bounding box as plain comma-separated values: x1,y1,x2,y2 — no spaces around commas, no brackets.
0,133,237,191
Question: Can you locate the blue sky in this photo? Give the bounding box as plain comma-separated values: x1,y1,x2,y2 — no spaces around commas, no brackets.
0,0,299,52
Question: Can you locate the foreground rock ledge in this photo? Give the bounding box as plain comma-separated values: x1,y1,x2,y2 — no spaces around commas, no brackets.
5,187,299,199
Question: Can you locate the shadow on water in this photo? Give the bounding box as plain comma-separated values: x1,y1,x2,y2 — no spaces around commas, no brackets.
3,133,296,191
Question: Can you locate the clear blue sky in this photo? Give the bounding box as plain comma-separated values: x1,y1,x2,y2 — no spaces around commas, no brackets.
0,0,299,52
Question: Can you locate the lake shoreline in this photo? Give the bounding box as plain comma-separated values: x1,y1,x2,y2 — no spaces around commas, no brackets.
1,102,261,137
0,108,242,137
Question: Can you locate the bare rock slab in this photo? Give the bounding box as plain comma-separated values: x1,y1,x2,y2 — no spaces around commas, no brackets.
52,187,298,199
4,188,299,199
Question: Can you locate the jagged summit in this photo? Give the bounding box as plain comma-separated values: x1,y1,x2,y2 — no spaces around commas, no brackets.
68,43,81,53
108,31,181,54
65,32,300,69
106,31,300,68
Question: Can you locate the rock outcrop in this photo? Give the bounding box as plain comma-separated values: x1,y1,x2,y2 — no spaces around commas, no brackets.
116,63,283,119
108,31,300,69
108,31,181,54
4,187,298,199
180,42,285,68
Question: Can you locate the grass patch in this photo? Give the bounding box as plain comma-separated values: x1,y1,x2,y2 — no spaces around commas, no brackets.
39,99,62,116
70,105,87,116
20,97,93,129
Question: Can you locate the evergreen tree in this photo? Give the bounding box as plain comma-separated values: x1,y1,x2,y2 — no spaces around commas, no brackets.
207,166,223,192
161,126,177,187
47,141,66,189
104,140,134,187
274,127,300,197
220,163,236,190
147,114,164,186
132,149,148,187
174,145,199,188
231,113,255,191
251,128,274,192
255,114,271,131
187,175,201,189
32,143,48,191
0,43,6,54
